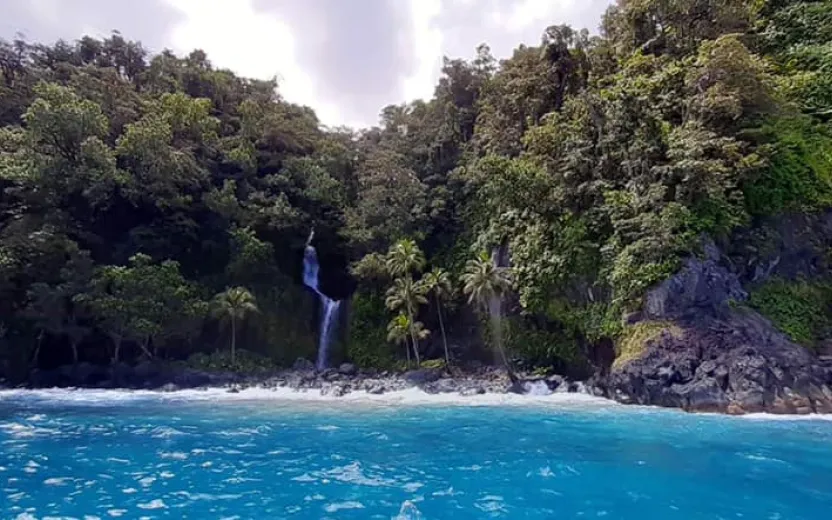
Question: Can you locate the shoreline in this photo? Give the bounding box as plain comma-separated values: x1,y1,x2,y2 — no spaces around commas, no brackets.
11,361,832,417
3,386,832,421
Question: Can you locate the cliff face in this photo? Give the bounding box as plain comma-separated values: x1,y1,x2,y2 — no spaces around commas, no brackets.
601,235,832,414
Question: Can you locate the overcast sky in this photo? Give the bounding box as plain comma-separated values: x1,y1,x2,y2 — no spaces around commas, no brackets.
0,0,612,128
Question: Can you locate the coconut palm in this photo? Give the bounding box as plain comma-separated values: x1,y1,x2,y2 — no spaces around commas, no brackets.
423,267,453,367
385,276,428,365
387,313,411,365
461,252,513,369
212,287,259,365
385,238,426,278
461,252,512,309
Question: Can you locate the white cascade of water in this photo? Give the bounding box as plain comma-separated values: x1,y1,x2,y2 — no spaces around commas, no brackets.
302,239,341,370
317,297,342,371
522,380,553,396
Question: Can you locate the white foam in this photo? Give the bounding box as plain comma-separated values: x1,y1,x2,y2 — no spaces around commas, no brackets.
0,386,617,409
3,387,831,419
323,501,364,513
137,499,166,510
739,412,832,422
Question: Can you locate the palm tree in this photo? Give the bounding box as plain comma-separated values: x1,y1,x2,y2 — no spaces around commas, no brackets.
385,276,428,365
423,267,453,367
461,252,512,369
387,313,411,365
385,239,426,278
212,287,259,365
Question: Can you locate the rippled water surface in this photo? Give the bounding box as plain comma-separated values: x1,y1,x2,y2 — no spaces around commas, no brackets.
1,389,832,519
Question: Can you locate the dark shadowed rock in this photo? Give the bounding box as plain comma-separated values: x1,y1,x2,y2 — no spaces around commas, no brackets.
293,358,315,372
644,240,747,320
173,369,213,388
403,369,441,385
423,378,459,394
338,363,358,376
608,305,832,414
110,362,135,387
605,240,832,414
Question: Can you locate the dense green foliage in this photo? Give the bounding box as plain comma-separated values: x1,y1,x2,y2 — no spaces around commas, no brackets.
748,278,832,349
1,1,831,377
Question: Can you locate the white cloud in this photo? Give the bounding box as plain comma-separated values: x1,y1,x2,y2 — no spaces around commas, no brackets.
402,0,443,104
26,0,61,27
163,0,348,127
160,0,612,128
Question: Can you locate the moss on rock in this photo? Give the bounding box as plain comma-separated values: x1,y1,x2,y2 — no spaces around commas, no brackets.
613,321,682,370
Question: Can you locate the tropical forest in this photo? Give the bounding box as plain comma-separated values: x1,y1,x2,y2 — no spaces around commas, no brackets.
1,0,831,388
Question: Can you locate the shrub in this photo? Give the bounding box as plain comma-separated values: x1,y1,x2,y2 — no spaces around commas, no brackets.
748,277,832,349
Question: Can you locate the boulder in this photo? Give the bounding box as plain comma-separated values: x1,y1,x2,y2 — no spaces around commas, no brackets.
403,368,441,386
293,358,316,372
338,363,358,376
173,369,212,388
424,378,459,394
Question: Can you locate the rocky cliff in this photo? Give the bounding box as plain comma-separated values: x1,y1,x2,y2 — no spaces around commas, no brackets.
600,240,832,414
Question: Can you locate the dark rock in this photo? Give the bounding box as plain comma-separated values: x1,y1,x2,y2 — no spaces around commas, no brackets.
676,378,729,412
366,384,386,395
110,362,135,387
424,378,459,394
173,369,213,388
159,383,178,392
338,363,358,376
292,358,315,372
133,360,158,379
403,368,441,386
643,240,747,320
321,383,349,397
603,239,832,415
322,370,341,381
29,368,59,388
606,303,832,414
227,386,240,394
546,374,565,391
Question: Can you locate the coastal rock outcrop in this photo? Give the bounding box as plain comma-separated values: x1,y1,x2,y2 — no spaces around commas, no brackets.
603,243,832,414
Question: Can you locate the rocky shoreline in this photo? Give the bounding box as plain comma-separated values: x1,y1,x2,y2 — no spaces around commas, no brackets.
17,359,591,399
5,353,831,415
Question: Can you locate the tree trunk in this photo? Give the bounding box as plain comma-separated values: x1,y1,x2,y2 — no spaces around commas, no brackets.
70,339,79,366
230,315,236,366
487,295,513,378
111,335,122,365
139,335,153,360
436,295,450,368
32,330,44,368
406,306,421,366
404,336,411,366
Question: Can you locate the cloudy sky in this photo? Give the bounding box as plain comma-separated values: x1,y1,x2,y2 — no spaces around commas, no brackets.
0,0,612,128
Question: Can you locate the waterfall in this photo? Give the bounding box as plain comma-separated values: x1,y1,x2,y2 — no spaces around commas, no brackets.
317,298,342,371
302,237,341,371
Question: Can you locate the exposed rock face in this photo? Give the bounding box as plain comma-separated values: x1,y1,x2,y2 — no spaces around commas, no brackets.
603,242,832,414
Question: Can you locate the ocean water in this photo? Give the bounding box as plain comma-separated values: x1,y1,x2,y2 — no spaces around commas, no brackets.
1,389,832,519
